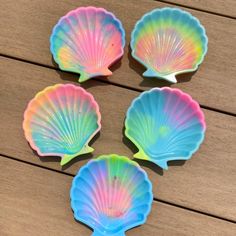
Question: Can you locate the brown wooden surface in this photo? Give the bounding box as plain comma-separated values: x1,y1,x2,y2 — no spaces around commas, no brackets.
160,0,236,18
0,0,236,235
0,0,236,113
1,157,236,236
1,57,236,222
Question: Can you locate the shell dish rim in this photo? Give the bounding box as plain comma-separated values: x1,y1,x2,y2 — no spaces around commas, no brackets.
130,7,208,80
22,83,102,158
50,6,126,78
70,154,153,235
125,87,206,168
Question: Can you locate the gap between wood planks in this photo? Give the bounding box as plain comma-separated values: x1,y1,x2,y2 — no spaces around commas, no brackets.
154,0,236,20
0,53,235,118
1,152,236,225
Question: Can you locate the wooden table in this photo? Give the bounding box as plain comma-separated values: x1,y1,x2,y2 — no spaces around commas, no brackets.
0,1,236,235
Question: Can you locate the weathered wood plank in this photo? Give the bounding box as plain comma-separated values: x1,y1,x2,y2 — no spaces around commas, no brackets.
160,0,236,18
0,57,236,221
1,157,236,236
0,0,236,113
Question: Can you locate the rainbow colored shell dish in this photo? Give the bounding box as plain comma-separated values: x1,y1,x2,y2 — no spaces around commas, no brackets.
23,84,101,166
70,154,153,236
125,87,206,170
50,7,125,83
131,7,208,83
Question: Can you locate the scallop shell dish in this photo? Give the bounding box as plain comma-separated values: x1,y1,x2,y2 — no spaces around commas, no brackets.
70,154,153,236
50,7,125,82
131,7,208,83
23,84,101,166
125,87,206,169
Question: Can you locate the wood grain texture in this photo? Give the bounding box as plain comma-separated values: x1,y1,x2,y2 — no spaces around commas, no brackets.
159,0,236,18
1,157,236,236
1,57,236,221
0,0,236,113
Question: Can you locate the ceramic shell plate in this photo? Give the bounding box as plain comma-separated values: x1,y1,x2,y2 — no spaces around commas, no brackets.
23,84,101,166
131,7,208,83
50,6,125,82
70,154,153,236
125,87,206,169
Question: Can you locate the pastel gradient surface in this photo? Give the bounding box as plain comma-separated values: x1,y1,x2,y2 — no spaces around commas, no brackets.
125,87,206,169
70,154,153,236
50,7,125,82
23,84,101,166
131,7,208,83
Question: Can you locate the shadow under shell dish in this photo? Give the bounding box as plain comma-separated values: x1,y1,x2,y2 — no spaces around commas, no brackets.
125,87,206,169
70,154,153,236
23,84,101,166
131,7,208,83
50,7,125,83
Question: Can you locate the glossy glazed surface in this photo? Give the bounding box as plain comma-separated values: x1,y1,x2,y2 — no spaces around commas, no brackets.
131,8,208,83
125,87,206,169
70,154,153,236
50,6,125,82
23,84,101,165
